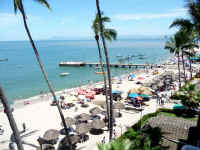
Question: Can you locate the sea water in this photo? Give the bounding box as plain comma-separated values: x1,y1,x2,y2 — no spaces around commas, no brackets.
0,39,170,102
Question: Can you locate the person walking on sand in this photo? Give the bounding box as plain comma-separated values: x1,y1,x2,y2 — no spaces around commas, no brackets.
74,106,78,112
113,129,117,137
102,136,106,143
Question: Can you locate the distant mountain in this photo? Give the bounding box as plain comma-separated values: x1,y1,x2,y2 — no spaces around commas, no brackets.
47,34,170,41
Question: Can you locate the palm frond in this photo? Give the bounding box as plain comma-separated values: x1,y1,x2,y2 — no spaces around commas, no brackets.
34,0,51,9
169,18,193,32
187,0,200,31
164,37,176,54
13,0,23,14
182,42,199,50
92,13,111,35
104,28,117,42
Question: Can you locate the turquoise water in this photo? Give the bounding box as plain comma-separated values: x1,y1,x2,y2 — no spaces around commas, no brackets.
0,39,170,102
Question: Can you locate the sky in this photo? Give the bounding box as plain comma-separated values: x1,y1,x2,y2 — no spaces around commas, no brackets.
0,0,189,41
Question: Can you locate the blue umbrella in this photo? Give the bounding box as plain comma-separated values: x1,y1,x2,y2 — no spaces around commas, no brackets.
51,96,60,101
128,93,139,98
112,90,122,94
130,74,135,78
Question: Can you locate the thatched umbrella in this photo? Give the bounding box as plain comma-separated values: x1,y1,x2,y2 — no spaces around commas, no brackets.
91,119,105,129
36,144,55,150
89,107,102,116
138,87,152,96
113,102,125,109
61,135,80,145
43,129,59,141
75,123,91,134
75,113,91,121
128,88,139,94
61,117,76,127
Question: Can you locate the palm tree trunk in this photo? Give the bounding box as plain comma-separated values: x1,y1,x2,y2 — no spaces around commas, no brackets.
181,51,187,83
189,57,193,79
177,53,181,89
95,35,110,129
0,86,24,150
20,7,72,150
96,0,113,141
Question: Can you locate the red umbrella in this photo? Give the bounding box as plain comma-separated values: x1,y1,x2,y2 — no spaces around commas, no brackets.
137,77,144,80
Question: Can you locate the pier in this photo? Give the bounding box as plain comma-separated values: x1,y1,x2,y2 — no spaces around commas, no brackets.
59,61,158,68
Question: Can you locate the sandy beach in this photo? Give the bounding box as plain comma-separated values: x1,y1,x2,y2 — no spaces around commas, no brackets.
0,58,199,150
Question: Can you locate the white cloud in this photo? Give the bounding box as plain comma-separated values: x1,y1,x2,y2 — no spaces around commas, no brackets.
113,8,187,21
0,13,42,26
0,13,21,25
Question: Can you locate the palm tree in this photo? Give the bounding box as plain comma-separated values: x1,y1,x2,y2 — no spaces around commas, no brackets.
165,34,182,88
92,13,117,131
170,19,199,80
13,0,72,149
184,48,197,79
95,0,117,140
170,0,200,39
0,86,24,150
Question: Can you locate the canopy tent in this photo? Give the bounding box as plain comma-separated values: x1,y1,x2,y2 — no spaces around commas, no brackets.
173,104,185,110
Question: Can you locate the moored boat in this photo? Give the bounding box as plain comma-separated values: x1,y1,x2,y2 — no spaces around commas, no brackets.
60,72,70,76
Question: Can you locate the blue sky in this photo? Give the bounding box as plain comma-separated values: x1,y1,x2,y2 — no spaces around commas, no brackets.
0,0,189,41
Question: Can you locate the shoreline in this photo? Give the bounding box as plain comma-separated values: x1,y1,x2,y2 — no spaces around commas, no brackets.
0,59,168,112
0,65,153,112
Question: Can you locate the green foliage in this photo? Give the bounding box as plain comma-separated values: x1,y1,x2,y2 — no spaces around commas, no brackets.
14,0,50,14
175,83,200,109
98,139,132,150
92,13,117,42
120,126,163,150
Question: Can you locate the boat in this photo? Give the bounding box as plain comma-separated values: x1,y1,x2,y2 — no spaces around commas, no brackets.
60,72,70,76
96,72,104,74
0,58,8,62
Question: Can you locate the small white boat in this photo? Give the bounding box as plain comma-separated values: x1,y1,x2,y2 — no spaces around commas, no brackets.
60,72,70,76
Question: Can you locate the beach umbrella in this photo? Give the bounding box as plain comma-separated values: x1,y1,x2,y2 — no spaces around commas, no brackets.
75,113,91,121
141,89,152,96
136,96,143,101
61,135,81,145
61,117,76,127
78,95,85,101
128,88,139,94
113,102,125,109
95,84,104,89
151,85,158,91
43,129,59,141
137,77,144,80
112,90,122,94
139,94,149,99
91,119,105,129
75,123,91,134
89,107,102,116
128,93,139,98
51,96,60,101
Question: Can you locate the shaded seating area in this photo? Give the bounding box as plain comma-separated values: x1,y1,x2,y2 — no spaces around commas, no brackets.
147,115,196,150
37,129,60,150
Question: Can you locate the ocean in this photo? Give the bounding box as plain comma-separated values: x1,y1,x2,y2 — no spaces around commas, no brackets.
0,39,170,103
